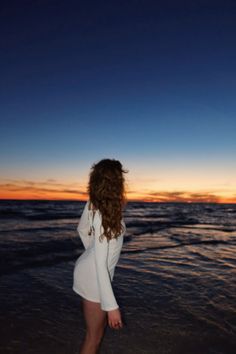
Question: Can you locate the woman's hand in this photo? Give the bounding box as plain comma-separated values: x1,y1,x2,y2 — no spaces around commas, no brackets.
107,308,123,330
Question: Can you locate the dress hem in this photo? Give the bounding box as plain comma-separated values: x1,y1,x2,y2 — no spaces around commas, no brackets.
72,287,119,311
72,286,100,303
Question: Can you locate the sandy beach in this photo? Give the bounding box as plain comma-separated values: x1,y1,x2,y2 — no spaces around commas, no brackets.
0,264,160,354
1,260,235,354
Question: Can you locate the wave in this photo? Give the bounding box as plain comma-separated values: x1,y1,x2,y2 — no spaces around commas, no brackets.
0,209,26,219
0,211,79,221
1,236,232,277
121,239,230,255
0,253,79,276
0,225,75,234
26,213,79,221
0,238,81,276
127,219,200,234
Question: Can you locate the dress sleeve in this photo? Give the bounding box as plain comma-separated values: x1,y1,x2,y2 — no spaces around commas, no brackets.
93,212,119,311
77,201,91,250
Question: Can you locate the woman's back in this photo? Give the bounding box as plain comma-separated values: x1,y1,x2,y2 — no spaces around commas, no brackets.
73,200,126,311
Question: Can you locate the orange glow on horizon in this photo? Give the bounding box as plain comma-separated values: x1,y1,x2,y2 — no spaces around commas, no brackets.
0,179,236,203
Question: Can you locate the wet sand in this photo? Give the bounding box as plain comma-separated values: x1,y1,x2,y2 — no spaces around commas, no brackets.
1,261,235,354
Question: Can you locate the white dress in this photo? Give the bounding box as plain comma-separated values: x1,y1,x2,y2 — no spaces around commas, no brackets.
72,200,126,311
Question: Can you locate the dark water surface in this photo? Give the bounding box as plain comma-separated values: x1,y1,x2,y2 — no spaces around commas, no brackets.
0,200,236,354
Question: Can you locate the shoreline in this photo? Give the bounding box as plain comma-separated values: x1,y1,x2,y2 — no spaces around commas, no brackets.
1,261,236,354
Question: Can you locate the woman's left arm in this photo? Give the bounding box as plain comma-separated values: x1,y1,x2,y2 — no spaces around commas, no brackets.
77,201,91,249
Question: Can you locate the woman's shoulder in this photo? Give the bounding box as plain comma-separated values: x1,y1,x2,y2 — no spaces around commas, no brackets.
87,200,101,221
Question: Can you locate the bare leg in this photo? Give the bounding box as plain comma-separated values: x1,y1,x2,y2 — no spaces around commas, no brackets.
79,298,107,354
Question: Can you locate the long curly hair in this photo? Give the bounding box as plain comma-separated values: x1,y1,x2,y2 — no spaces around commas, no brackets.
87,158,128,241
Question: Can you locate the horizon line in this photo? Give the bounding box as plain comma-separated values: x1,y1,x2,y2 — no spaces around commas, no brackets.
0,198,235,204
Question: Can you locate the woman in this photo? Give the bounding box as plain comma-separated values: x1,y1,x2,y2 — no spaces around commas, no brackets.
73,158,128,354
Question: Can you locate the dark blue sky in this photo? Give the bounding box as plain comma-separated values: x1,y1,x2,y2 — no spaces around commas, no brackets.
0,0,236,201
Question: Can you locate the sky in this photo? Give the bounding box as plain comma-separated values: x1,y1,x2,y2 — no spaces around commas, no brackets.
0,0,236,202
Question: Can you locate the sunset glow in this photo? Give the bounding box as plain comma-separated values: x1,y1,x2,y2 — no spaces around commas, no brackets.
1,177,235,203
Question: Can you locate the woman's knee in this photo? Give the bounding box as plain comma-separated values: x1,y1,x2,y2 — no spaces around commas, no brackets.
85,330,104,347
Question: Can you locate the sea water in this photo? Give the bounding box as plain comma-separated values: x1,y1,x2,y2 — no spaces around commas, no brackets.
0,200,236,353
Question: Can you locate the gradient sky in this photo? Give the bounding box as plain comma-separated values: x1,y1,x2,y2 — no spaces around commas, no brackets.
0,0,236,202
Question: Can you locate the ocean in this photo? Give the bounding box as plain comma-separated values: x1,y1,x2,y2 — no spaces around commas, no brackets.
0,200,236,354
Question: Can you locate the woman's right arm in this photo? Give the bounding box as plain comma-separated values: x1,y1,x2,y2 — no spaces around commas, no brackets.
93,212,119,312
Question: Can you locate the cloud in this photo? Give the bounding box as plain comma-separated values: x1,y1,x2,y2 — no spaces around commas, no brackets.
0,178,87,199
62,189,87,195
129,189,222,203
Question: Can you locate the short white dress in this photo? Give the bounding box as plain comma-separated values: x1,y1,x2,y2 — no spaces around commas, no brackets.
72,200,126,311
